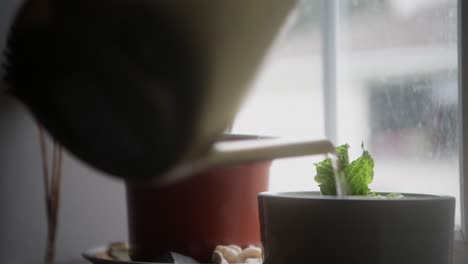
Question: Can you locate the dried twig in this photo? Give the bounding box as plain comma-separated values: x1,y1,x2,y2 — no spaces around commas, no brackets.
38,126,51,217
37,123,64,264
54,145,64,214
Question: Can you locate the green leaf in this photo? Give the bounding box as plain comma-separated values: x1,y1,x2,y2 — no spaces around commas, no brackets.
314,158,336,195
336,144,350,170
313,144,350,195
367,192,406,199
314,143,376,196
343,146,374,195
367,192,386,199
386,193,405,199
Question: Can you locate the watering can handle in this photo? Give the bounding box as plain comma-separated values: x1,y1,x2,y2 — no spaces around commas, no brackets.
202,138,335,168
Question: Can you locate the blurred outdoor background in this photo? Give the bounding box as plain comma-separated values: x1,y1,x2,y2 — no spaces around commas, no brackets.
232,0,460,225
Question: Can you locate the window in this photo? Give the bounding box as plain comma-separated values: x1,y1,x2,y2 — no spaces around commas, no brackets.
337,0,459,227
232,0,325,192
232,0,461,227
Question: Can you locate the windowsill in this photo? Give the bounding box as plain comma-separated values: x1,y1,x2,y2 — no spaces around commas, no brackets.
56,238,468,264
453,240,468,264
455,228,464,241
453,227,467,263
60,243,468,264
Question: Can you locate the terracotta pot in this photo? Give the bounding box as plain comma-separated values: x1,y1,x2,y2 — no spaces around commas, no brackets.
126,136,271,262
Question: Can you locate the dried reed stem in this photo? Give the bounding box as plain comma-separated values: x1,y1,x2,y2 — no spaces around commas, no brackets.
38,123,64,264
38,126,51,218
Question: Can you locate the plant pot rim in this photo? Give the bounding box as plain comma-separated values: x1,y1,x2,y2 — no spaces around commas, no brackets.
259,191,455,201
222,134,275,140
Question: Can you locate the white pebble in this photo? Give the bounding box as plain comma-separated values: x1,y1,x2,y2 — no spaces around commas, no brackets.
236,247,262,263
227,244,242,254
215,246,238,263
212,250,229,264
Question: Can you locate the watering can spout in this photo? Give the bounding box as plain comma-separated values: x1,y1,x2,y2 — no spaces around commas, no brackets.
205,138,336,166
159,137,336,185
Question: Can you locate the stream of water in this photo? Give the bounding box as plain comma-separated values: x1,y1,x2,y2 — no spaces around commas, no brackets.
328,153,347,198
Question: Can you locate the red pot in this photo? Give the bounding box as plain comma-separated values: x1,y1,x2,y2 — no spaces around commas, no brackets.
126,145,271,262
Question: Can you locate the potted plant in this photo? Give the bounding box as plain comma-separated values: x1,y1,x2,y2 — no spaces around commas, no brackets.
258,144,455,264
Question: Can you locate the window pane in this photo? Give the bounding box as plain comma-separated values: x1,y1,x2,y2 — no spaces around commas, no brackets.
232,0,460,226
232,0,325,192
337,0,460,225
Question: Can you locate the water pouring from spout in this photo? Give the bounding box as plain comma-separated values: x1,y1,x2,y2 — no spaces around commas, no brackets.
328,153,348,198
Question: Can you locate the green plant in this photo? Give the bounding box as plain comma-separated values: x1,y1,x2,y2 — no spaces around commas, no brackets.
314,143,403,198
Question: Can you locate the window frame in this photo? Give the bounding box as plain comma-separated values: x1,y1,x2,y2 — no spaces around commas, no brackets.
458,0,468,241
321,0,338,145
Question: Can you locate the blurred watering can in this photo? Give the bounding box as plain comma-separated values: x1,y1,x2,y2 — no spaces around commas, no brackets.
3,0,335,182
